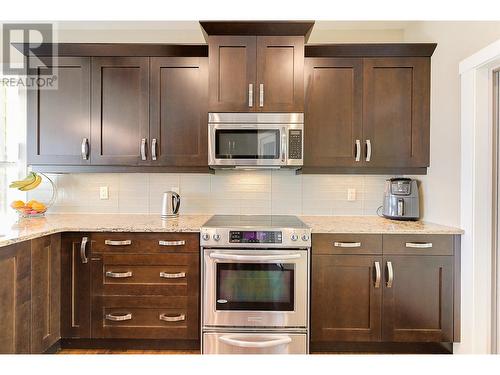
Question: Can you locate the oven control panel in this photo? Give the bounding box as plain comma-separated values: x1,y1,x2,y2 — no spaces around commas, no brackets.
229,231,282,244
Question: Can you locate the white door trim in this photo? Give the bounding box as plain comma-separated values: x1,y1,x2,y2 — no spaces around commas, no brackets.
459,38,500,354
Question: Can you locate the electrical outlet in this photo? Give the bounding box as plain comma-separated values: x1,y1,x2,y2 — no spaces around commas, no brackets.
99,186,109,200
347,188,356,201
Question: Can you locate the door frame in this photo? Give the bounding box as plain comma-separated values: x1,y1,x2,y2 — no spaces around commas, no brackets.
459,38,500,354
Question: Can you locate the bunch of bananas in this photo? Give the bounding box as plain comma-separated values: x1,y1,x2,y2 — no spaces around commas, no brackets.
9,172,43,191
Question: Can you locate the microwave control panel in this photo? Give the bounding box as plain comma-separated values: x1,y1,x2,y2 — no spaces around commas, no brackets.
288,129,303,160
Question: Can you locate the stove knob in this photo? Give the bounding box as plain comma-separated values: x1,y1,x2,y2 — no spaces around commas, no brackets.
290,234,298,241
301,234,310,241
213,233,221,241
202,233,210,241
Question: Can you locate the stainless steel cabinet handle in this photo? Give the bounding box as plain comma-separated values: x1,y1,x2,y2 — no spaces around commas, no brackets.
80,236,88,264
281,127,287,162
366,139,372,162
355,139,361,162
374,261,381,288
334,241,362,248
405,242,433,248
105,240,132,246
158,240,185,246
386,261,394,288
259,83,264,107
151,138,157,161
248,83,253,107
81,138,89,160
106,271,132,278
160,271,186,279
105,313,132,322
209,253,301,262
159,314,185,322
140,138,147,161
219,335,292,348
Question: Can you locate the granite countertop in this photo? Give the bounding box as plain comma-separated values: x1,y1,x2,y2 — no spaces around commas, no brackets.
0,213,463,248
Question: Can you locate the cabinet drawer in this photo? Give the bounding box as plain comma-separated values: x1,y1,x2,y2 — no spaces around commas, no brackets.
91,253,199,297
383,235,453,255
91,232,199,254
312,234,382,255
91,296,198,340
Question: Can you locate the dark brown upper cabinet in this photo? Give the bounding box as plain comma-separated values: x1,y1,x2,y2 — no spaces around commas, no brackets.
303,45,435,174
208,36,304,112
304,58,363,168
28,57,91,165
150,57,208,167
91,57,150,166
363,57,430,169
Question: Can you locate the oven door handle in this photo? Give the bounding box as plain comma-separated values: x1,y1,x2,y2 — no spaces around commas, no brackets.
218,335,292,348
209,253,302,262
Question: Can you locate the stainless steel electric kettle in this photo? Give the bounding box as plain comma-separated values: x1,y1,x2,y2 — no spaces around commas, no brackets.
161,191,180,218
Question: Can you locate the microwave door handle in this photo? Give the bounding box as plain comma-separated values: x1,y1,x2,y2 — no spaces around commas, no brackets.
281,127,287,163
209,253,302,262
219,335,292,348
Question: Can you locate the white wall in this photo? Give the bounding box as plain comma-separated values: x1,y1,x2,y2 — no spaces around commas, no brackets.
403,21,500,226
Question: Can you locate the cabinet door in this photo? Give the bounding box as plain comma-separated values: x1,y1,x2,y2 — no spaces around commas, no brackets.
28,57,91,165
363,57,430,167
150,57,208,167
208,36,256,112
311,255,382,342
304,58,363,168
256,36,304,112
31,234,61,353
61,234,91,339
382,256,453,342
0,242,31,353
91,57,149,165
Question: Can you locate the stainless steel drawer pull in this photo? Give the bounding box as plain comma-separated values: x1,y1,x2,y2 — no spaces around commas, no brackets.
158,240,186,246
334,241,362,248
105,313,132,322
405,242,433,248
106,271,132,278
374,261,381,289
159,271,186,279
159,314,185,322
386,261,394,288
366,139,372,162
105,240,132,246
140,138,147,160
151,138,157,161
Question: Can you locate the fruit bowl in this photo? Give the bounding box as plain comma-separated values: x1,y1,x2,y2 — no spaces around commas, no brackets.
9,173,57,218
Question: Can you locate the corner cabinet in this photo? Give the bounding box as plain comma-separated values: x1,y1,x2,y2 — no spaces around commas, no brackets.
208,36,304,112
304,49,434,174
311,233,459,349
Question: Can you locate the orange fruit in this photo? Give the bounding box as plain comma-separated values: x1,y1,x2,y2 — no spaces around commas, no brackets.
26,199,40,208
31,202,46,212
10,200,25,209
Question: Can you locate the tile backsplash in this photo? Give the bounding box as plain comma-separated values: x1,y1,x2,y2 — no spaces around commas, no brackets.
28,170,389,216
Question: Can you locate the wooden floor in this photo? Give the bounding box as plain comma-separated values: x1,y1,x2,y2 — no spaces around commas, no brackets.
58,349,200,354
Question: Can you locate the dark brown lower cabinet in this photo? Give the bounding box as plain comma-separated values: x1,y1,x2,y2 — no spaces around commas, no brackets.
382,256,453,342
61,233,91,339
311,255,382,342
0,242,31,354
31,234,61,353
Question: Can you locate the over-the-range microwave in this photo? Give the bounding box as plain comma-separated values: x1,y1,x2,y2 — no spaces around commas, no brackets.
208,113,304,169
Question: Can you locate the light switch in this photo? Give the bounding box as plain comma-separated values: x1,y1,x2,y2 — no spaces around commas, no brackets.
347,188,356,201
99,186,109,200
